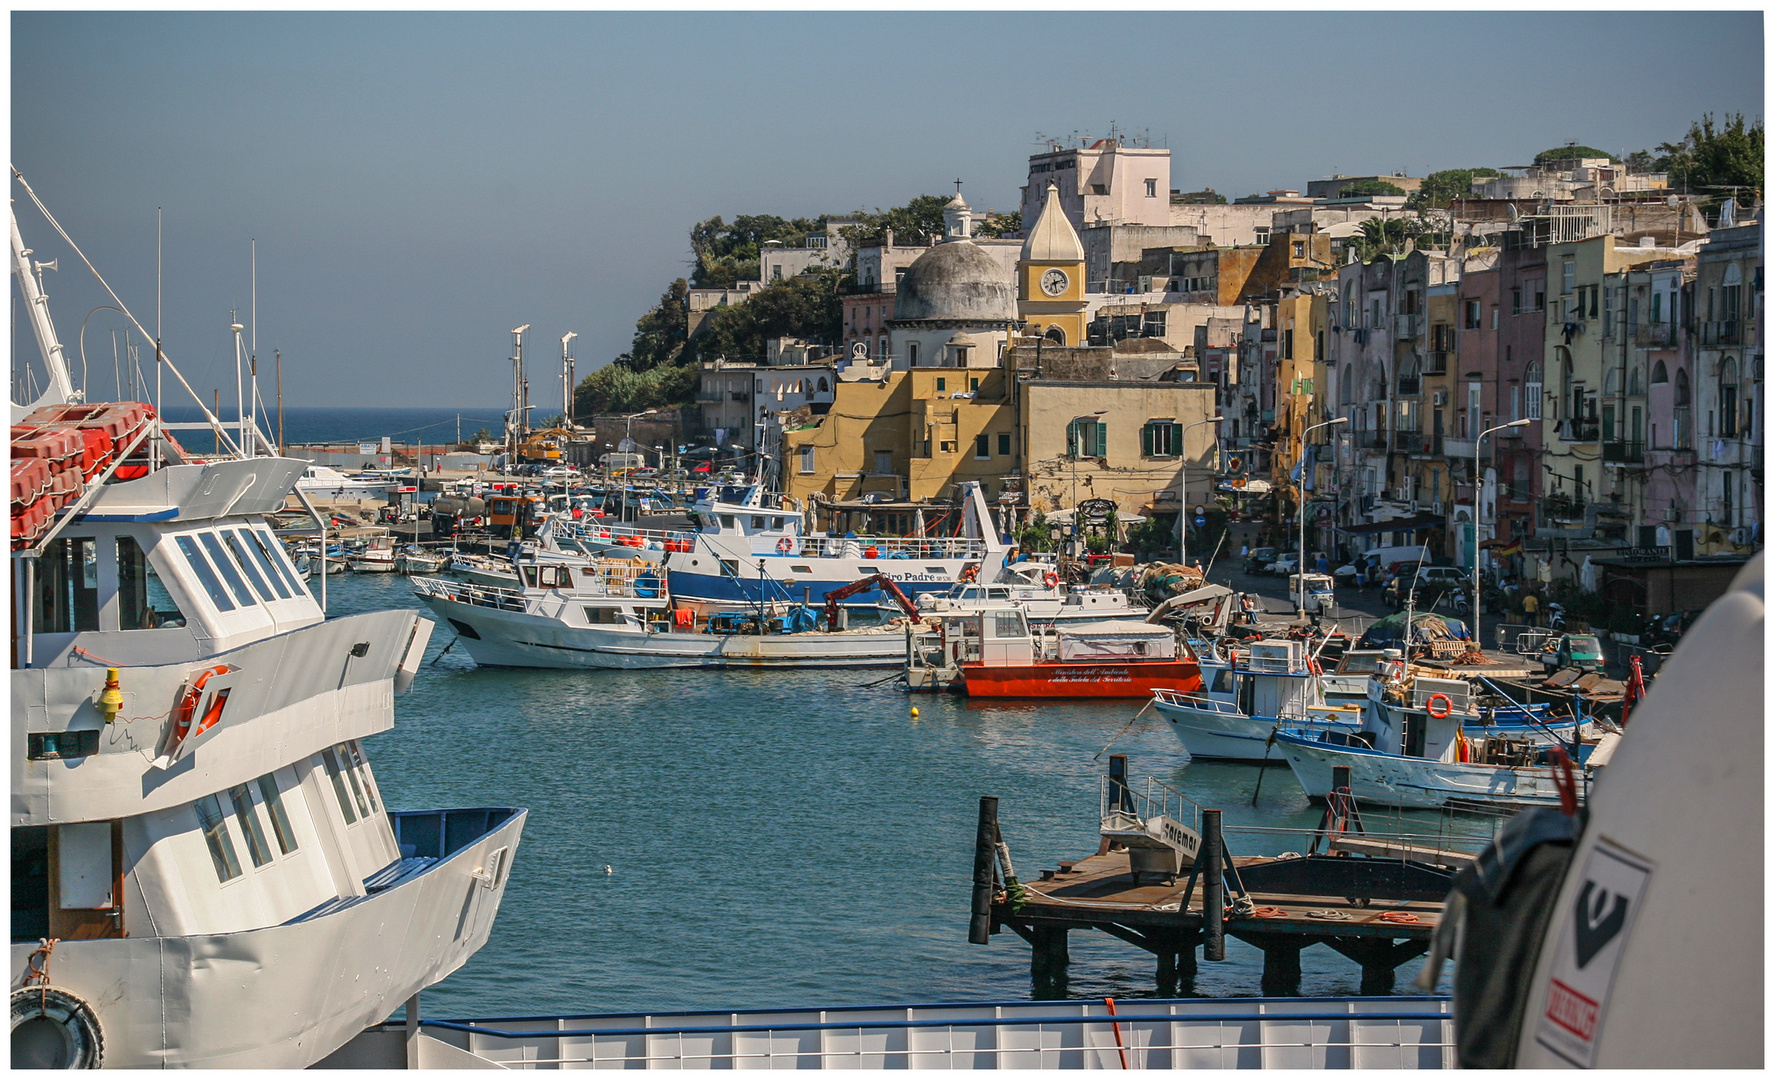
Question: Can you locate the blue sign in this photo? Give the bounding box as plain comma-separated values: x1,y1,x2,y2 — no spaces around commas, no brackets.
1194,515,1207,528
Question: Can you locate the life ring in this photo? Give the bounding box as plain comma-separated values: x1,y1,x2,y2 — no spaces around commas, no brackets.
1425,693,1453,719
11,986,105,1068
1043,571,1060,589
776,536,794,554
959,564,978,583
168,665,231,747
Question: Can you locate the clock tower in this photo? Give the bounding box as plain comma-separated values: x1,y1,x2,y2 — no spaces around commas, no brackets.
1017,182,1088,346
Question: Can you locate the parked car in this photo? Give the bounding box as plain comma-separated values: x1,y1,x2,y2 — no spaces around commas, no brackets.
1244,546,1279,574
1266,554,1301,577
1385,564,1466,608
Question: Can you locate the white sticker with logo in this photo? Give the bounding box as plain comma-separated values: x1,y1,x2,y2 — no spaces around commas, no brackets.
1534,836,1654,1068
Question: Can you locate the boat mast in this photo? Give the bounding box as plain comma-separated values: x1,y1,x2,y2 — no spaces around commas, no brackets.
561,331,577,432
8,208,75,420
231,313,248,457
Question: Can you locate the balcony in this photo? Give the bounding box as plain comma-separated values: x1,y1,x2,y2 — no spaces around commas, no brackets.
1559,418,1601,442
1603,440,1646,463
1424,351,1449,375
1699,319,1741,347
1407,434,1445,457
1395,313,1420,340
1634,321,1675,348
1442,436,1475,458
1396,376,1420,396
695,391,724,404
1390,430,1426,453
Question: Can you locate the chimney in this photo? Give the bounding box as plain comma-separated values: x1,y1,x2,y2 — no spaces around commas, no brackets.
884,227,894,251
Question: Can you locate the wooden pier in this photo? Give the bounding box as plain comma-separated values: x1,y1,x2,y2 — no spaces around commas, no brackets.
971,764,1472,998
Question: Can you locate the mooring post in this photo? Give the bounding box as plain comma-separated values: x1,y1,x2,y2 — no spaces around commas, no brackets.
1108,753,1132,811
1202,808,1224,961
1030,926,1070,998
968,796,999,945
1260,942,1305,997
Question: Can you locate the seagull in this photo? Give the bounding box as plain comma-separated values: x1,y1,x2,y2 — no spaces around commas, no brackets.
603,864,614,875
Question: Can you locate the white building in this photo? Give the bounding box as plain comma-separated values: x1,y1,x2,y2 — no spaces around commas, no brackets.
1020,135,1173,233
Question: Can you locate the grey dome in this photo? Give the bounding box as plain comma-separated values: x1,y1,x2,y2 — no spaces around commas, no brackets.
893,241,1016,323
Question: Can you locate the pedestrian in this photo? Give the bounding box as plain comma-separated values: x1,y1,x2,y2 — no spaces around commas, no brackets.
1522,591,1540,628
1315,553,1329,574
1240,542,1250,558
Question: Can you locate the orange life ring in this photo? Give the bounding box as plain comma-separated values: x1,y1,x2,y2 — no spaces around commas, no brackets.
1043,571,1060,589
1425,692,1453,719
959,565,978,583
169,664,231,745
776,536,794,554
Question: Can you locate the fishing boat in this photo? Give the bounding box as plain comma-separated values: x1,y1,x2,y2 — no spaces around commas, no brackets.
345,533,398,572
397,544,447,574
448,549,521,588
910,560,1151,627
8,189,525,1067
1151,639,1362,762
412,551,910,670
1271,660,1610,810
649,481,1006,609
950,606,1202,699
294,463,397,501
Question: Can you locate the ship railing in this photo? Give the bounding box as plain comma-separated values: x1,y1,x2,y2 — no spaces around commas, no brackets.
401,997,1452,1069
1151,688,1241,715
556,519,695,553
411,576,530,612
783,535,986,560
1102,775,1208,837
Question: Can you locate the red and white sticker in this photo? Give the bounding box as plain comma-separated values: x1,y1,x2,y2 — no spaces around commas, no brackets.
1534,836,1654,1067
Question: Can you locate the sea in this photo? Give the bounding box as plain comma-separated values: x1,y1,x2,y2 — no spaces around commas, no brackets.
155,405,510,449
323,573,1468,1022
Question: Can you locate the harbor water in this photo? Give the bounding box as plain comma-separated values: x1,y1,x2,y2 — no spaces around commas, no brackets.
327,571,1464,1019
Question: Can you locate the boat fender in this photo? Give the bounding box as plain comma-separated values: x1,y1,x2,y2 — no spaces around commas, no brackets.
1426,692,1453,719
10,985,104,1068
1043,572,1060,589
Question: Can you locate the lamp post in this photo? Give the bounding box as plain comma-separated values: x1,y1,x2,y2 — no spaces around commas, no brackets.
1177,415,1225,568
1298,417,1348,616
1475,418,1533,650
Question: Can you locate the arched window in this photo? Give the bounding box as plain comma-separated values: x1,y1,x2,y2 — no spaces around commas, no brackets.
1629,365,1645,397
1525,360,1543,419
1044,326,1066,346
817,377,829,393
1604,369,1621,397
1673,369,1689,405
1651,360,1668,385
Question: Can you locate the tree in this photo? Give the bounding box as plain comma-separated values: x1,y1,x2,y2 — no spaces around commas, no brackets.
1658,112,1763,198
838,195,952,247
457,428,493,450
688,214,824,287
624,279,691,372
974,210,1022,238
1340,179,1405,198
574,360,698,417
1533,144,1611,166
685,269,843,364
1409,168,1499,209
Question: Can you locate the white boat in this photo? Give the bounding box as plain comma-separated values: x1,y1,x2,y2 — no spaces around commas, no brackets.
413,551,908,670
910,561,1151,627
295,463,397,501
8,194,524,1067
449,550,521,588
1152,639,1361,762
346,534,398,572
1273,668,1608,810
641,482,1005,609
397,545,448,574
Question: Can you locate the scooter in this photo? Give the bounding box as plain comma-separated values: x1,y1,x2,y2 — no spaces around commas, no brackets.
1545,602,1567,631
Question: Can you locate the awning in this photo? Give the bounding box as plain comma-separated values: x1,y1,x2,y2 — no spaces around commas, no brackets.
1343,513,1446,535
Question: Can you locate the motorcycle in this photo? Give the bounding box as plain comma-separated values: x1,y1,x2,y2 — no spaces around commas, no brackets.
1545,602,1567,631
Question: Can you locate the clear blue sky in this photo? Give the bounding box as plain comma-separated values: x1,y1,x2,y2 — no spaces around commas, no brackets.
12,11,1764,407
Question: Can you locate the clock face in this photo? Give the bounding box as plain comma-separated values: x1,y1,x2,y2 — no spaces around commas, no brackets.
1040,268,1070,297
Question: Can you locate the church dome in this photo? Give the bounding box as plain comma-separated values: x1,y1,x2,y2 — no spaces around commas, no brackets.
893,241,1016,323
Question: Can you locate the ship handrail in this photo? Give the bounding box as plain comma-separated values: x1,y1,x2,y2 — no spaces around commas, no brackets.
284,807,523,925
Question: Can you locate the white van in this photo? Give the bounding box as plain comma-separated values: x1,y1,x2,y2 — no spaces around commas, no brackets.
1357,545,1432,572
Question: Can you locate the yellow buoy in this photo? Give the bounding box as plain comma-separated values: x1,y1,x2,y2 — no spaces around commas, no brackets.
910,707,919,718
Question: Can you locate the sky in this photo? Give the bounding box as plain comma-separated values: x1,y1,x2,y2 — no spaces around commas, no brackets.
10,10,1765,408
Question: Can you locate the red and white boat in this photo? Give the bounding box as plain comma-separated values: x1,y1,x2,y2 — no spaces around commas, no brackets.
956,611,1202,699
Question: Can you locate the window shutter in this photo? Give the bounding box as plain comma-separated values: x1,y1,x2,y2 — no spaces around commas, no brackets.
1067,422,1078,457
1096,422,1108,457
1171,423,1184,456
1142,423,1154,457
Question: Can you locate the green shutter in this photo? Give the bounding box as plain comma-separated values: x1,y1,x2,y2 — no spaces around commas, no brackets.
1096,422,1108,458
1141,423,1154,457
1171,423,1184,456
1067,421,1078,457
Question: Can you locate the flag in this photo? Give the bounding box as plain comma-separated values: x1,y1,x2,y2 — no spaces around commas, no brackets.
1498,538,1523,557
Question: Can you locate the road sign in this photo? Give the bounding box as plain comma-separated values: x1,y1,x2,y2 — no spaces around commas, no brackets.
1195,515,1207,528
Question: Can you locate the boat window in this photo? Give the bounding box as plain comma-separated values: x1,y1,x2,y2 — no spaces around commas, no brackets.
252,529,309,598
30,536,100,633
256,773,298,854
522,566,540,587
992,611,1025,639
344,741,380,814
336,742,373,818
118,536,187,630
926,566,946,574
859,566,880,575
718,559,739,577
1211,668,1233,693
583,606,623,624
720,515,735,529
220,530,277,602
197,532,257,607
539,566,572,589
230,529,290,599
227,784,273,868
174,535,237,611
320,747,358,824
987,588,1011,600
750,516,766,530
193,794,243,882
771,517,784,530
792,564,813,574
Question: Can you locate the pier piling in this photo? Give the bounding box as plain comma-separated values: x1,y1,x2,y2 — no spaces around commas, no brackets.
968,796,999,946
1202,809,1224,961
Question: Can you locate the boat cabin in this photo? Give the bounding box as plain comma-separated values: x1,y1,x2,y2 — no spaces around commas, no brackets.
1210,639,1324,722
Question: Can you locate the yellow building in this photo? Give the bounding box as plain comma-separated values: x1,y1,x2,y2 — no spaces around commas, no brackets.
1020,378,1219,522
1272,290,1333,491
1017,182,1088,346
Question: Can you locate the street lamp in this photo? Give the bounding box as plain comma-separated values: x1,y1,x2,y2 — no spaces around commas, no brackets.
1177,415,1224,569
1298,417,1348,616
1474,418,1533,651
